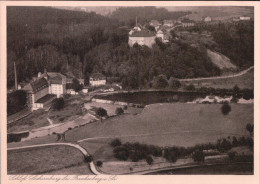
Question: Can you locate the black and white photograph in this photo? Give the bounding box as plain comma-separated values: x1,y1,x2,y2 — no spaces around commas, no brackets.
1,1,259,182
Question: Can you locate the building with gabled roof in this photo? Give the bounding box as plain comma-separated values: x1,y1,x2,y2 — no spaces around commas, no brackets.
204,16,212,22
128,17,156,48
89,73,106,86
163,20,174,27
23,70,68,110
150,20,161,31
41,72,66,98
128,29,156,48
181,19,195,27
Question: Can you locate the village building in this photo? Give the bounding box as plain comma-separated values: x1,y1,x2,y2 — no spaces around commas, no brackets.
149,20,161,31
163,20,174,27
233,16,251,22
23,77,55,111
128,30,156,48
181,19,195,27
89,73,106,86
204,16,212,22
128,17,157,48
156,29,171,43
240,16,251,21
41,72,67,98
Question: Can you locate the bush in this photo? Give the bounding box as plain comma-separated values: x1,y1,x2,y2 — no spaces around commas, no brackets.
163,149,178,163
233,85,240,98
185,84,195,91
216,138,232,152
153,75,168,89
129,151,143,162
85,155,93,163
115,107,124,115
232,136,238,147
96,160,103,167
52,98,65,111
228,151,236,161
113,146,129,161
168,77,181,89
7,90,27,116
110,139,122,147
221,102,231,115
246,123,253,137
146,155,153,165
95,107,107,121
72,78,83,92
192,150,205,163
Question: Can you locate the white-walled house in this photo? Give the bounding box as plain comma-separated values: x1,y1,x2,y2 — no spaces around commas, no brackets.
89,73,106,86
23,71,67,110
240,16,250,21
150,20,161,31
42,72,67,98
204,16,212,22
156,29,171,43
128,30,156,48
163,20,174,27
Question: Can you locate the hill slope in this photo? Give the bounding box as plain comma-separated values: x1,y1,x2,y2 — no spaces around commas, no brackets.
207,49,237,70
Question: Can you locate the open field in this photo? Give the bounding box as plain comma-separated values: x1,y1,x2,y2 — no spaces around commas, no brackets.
8,103,253,149
7,96,85,133
7,103,253,174
181,69,254,89
69,103,253,146
7,146,91,174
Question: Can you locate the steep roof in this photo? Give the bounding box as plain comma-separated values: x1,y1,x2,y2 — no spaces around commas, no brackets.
129,30,156,37
90,73,106,79
23,78,49,93
42,72,66,84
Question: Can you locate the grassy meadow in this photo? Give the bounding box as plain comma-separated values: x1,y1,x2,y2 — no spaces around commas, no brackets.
7,146,91,174
181,69,254,89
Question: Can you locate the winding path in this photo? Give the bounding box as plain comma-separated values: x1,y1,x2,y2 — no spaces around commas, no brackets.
179,66,253,82
7,142,103,175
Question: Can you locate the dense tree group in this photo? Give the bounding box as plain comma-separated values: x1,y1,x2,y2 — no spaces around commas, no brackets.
110,7,191,26
178,21,254,69
7,7,254,91
7,90,27,116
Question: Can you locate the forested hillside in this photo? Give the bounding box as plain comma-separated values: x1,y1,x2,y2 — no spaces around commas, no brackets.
179,21,254,69
7,7,253,90
110,7,190,26
7,6,118,87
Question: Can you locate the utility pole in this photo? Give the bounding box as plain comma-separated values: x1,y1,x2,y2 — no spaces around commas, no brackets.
14,62,18,90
